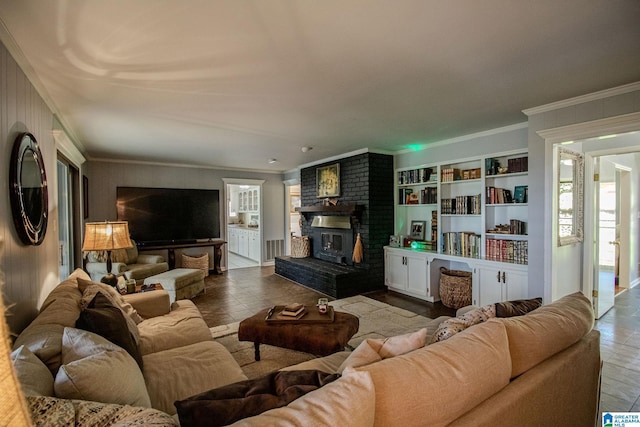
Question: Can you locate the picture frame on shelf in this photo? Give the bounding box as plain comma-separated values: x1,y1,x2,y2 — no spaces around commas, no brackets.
410,220,426,241
316,163,340,198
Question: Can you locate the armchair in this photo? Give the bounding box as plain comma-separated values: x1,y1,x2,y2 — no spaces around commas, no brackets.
85,242,169,284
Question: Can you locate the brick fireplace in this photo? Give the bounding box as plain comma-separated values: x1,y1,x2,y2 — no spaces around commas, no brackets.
275,152,394,298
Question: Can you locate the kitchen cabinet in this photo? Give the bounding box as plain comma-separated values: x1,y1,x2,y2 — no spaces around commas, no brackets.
229,227,260,262
248,230,260,261
238,189,260,213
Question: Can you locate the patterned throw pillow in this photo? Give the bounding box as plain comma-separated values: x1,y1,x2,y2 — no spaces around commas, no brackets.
430,304,496,343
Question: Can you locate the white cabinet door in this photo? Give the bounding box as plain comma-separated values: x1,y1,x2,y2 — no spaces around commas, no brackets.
228,228,239,254
248,231,260,261
406,253,428,297
385,248,429,298
238,230,249,257
503,269,528,301
477,263,528,305
386,249,408,292
477,265,504,306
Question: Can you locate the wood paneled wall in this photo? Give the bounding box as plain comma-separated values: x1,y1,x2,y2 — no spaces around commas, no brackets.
1,41,60,335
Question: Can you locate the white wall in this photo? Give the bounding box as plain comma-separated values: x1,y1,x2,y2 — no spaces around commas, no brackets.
1,41,60,334
394,125,528,169
526,86,640,302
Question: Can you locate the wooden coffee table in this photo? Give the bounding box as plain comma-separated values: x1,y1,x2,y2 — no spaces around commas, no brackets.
238,306,359,361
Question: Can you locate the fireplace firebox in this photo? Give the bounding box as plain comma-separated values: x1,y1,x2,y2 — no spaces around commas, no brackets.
310,215,354,265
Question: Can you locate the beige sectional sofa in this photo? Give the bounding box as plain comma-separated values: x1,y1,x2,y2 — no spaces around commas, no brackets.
10,269,247,423
226,291,601,427
7,269,600,426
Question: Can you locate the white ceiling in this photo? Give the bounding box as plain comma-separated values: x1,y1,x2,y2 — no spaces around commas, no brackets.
1,1,639,172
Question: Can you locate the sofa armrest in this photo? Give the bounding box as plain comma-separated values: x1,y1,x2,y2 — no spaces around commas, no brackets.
136,254,165,264
85,261,128,275
122,290,171,318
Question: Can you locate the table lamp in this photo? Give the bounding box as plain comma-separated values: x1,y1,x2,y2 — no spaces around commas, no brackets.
82,221,133,287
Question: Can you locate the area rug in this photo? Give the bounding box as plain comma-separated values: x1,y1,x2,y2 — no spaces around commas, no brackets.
210,295,433,379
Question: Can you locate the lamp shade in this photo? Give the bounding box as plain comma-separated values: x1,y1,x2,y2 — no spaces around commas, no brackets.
82,221,133,251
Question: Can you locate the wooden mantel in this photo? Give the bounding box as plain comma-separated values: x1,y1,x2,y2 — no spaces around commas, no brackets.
296,204,364,222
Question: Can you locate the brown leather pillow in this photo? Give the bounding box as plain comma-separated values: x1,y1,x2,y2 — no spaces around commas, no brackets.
175,370,340,427
495,297,542,317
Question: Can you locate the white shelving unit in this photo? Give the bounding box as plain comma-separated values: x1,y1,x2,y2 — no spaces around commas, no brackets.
386,149,529,305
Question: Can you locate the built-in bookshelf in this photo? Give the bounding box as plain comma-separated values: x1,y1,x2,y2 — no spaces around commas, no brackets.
387,149,529,305
393,149,528,264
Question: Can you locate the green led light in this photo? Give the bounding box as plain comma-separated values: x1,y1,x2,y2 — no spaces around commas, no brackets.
406,143,424,152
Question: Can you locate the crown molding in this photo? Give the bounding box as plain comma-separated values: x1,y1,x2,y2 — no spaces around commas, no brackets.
53,130,86,166
394,122,528,155
523,81,640,116
89,157,283,175
536,112,640,144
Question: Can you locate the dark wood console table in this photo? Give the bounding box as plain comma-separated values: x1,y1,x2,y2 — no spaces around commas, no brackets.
137,239,226,274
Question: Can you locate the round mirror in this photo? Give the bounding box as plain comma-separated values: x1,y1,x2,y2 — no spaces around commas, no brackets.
9,132,48,245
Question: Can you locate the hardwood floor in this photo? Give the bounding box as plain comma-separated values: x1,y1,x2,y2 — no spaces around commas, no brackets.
192,266,454,327
192,265,639,419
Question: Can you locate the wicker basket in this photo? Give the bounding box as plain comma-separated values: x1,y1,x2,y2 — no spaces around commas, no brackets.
291,236,311,258
182,253,209,277
439,267,472,309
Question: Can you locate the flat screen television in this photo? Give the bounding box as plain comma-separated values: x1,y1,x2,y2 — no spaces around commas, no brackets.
116,187,220,245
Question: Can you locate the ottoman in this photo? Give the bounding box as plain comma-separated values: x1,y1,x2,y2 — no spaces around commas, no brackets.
238,306,359,361
144,268,205,303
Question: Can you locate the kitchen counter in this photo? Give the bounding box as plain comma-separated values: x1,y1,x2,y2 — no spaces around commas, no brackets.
228,224,259,231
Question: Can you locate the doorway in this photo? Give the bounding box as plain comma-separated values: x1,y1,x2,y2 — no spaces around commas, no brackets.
285,184,301,255
591,153,635,318
224,180,264,270
56,155,81,280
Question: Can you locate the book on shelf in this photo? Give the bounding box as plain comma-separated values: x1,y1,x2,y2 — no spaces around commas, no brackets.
485,238,528,264
507,156,528,173
420,187,438,204
398,167,434,185
440,194,481,215
485,187,514,204
513,186,528,203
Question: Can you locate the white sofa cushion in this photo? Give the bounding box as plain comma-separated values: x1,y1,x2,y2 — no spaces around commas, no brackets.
338,328,427,373
143,340,247,415
54,327,151,408
10,345,54,396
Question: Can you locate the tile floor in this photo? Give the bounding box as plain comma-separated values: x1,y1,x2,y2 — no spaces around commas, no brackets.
192,265,639,418
594,285,640,412
227,253,259,270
